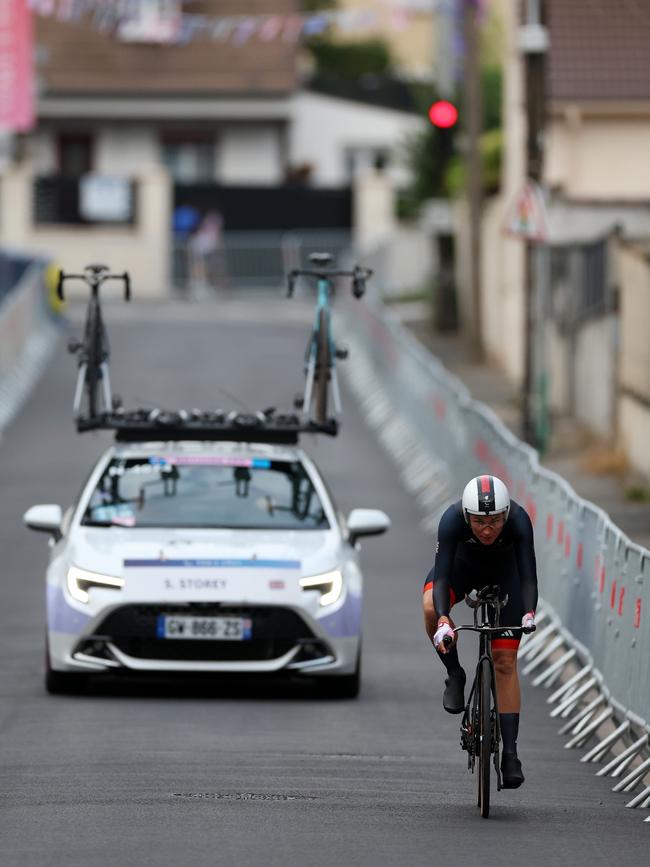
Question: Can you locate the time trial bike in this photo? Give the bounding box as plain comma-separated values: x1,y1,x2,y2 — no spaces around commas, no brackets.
287,252,371,424
57,264,131,421
444,586,536,818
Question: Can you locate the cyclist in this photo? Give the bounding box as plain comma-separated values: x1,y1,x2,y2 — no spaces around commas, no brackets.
422,475,538,788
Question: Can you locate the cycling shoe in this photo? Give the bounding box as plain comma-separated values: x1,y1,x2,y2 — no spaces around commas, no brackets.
442,670,466,714
501,752,525,788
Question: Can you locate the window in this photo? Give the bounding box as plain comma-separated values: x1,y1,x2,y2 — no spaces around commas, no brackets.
161,137,215,182
58,134,92,176
81,457,330,530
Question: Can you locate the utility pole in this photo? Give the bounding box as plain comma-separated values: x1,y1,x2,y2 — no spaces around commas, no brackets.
520,1,549,445
463,0,483,360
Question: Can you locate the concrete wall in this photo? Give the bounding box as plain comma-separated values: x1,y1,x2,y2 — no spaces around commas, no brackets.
290,91,424,188
617,243,650,476
0,162,172,298
618,244,650,402
547,113,650,200
573,314,617,438
218,125,284,185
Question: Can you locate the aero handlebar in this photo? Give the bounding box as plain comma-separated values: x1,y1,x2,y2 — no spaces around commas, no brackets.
286,266,372,298
56,264,131,302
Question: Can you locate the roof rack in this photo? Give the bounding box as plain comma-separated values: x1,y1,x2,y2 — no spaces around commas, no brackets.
76,408,338,445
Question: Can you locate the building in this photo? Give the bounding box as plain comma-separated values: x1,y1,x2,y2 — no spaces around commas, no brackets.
454,0,650,478
0,1,424,295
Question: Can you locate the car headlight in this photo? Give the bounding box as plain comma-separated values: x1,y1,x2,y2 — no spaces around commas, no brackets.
66,566,124,604
299,569,343,607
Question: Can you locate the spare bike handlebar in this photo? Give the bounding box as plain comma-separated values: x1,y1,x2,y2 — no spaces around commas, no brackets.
56,264,131,302
286,266,373,298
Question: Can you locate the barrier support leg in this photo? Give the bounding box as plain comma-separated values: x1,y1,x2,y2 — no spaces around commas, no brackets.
580,720,629,763
550,677,597,719
564,707,613,749
547,664,592,706
558,695,605,736
625,786,650,809
522,636,565,676
532,648,577,688
596,734,648,777
612,757,650,793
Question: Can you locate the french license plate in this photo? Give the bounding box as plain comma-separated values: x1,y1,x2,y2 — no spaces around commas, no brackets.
157,615,252,641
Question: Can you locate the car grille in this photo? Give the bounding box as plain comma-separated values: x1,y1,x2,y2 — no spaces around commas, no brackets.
90,603,316,663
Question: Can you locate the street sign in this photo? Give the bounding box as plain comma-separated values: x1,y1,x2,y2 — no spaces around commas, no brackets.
503,180,548,243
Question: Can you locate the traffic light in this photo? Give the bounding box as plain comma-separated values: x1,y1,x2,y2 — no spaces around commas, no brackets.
428,100,458,129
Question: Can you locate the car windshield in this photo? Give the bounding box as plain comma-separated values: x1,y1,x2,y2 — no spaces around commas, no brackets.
81,456,330,530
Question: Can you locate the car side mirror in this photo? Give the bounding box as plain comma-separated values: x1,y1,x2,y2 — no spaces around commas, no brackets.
347,508,390,545
23,504,63,539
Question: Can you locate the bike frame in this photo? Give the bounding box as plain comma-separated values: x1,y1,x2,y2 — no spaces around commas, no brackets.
453,587,536,815
72,289,113,419
302,275,342,420
287,254,371,423
460,598,504,789
57,265,130,422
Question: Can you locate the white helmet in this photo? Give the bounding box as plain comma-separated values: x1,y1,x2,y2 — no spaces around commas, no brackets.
462,475,510,523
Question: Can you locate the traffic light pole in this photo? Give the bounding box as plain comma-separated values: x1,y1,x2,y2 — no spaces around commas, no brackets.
463,0,484,360
521,1,548,446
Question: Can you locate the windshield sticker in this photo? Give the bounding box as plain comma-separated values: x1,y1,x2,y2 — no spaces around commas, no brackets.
92,504,136,526
149,456,272,469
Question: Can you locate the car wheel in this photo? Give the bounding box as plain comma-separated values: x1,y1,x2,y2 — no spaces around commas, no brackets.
319,650,361,700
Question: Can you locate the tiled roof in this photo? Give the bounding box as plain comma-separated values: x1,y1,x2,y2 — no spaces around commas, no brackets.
36,0,299,97
548,0,650,101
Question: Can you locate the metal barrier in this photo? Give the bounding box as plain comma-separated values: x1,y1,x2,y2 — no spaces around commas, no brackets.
336,297,650,818
0,251,58,434
172,229,353,292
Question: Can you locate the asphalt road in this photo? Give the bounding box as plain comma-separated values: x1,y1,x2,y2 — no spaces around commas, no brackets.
0,298,646,866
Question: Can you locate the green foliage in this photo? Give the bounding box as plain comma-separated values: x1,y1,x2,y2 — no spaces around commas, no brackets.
445,128,503,198
307,37,393,79
402,65,503,210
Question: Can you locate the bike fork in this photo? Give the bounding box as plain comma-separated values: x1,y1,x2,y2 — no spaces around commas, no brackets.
302,351,316,421
100,362,113,413
330,364,342,415
73,364,87,417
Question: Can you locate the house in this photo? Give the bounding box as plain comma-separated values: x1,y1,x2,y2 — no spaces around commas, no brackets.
462,0,650,477
0,1,424,295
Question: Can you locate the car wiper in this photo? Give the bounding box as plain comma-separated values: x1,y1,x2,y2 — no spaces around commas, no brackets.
82,520,114,527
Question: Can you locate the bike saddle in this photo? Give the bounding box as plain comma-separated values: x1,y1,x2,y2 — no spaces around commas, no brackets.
309,252,333,268
84,263,110,275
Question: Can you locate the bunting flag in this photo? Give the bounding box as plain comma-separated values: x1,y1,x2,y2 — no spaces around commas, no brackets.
28,0,454,46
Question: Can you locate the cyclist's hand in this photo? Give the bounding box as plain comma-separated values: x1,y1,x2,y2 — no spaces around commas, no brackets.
521,611,536,633
433,619,455,652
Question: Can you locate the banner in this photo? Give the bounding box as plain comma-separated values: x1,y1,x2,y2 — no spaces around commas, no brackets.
0,0,34,132
28,0,450,46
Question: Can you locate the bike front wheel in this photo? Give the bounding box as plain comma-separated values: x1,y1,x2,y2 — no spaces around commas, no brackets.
314,307,330,424
478,657,492,818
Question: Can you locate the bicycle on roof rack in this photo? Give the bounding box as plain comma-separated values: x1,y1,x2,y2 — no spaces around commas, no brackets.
287,252,371,425
58,262,338,444
445,585,536,819
57,263,130,421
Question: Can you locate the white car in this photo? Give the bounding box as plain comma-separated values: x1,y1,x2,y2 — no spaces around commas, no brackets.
24,439,389,697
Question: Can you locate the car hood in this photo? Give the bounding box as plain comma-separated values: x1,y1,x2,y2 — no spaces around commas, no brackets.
67,526,341,579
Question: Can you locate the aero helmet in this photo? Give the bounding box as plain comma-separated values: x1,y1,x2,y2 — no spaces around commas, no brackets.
462,475,510,523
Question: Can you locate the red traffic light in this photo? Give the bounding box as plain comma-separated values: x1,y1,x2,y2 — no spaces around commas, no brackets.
428,100,458,129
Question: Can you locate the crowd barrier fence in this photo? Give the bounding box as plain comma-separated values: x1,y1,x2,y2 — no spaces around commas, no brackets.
337,297,649,730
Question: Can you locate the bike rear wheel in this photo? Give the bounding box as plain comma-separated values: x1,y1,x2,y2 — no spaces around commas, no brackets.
314,307,330,423
478,657,492,818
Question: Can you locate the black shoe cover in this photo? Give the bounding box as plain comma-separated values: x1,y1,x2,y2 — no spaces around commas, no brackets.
442,670,466,714
501,752,525,789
